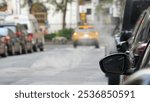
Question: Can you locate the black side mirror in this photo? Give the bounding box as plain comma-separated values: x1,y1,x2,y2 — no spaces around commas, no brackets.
99,54,130,75
23,24,28,30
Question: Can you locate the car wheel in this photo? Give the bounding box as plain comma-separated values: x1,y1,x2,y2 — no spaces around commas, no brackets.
39,43,44,51
28,43,33,53
95,43,99,48
40,46,44,51
33,44,38,52
17,45,22,55
73,43,77,48
1,45,8,57
22,45,27,54
9,45,15,55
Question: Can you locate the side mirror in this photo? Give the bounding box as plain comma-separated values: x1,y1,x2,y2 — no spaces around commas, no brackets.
99,54,130,75
23,24,28,30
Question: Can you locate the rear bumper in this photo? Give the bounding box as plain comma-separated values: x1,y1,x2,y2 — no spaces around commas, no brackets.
74,39,98,45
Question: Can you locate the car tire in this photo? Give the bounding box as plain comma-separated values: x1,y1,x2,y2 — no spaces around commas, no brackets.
1,45,8,57
95,43,99,48
17,45,22,55
28,43,33,53
33,44,38,52
40,46,44,51
74,44,77,48
40,43,44,51
73,42,77,48
9,45,15,55
22,45,27,54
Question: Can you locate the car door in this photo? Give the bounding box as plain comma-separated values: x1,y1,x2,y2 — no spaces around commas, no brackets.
120,10,150,84
134,40,150,71
129,10,150,67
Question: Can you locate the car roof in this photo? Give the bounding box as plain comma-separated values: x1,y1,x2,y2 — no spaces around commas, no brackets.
78,25,94,29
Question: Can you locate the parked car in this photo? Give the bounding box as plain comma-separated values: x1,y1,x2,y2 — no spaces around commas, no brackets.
99,6,150,85
0,27,22,55
107,0,150,85
124,69,150,85
72,25,99,48
100,40,150,85
0,28,8,57
5,14,45,52
1,23,33,53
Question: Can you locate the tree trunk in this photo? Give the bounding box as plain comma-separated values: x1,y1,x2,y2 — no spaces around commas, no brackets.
62,0,68,29
62,9,67,29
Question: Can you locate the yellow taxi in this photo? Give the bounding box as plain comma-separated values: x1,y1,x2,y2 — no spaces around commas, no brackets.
72,25,99,48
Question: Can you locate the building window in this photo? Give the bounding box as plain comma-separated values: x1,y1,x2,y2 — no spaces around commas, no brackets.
86,8,92,15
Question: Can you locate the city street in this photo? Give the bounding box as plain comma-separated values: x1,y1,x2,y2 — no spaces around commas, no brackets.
0,0,119,85
0,44,107,85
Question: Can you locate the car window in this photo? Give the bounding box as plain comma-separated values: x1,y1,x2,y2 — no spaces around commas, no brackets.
0,28,8,36
133,12,148,43
4,25,16,33
132,12,146,38
135,22,150,69
131,12,149,51
7,29,15,38
138,41,150,69
137,22,150,42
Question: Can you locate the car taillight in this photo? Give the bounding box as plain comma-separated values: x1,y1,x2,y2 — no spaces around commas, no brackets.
16,32,22,36
27,33,33,41
3,36,10,43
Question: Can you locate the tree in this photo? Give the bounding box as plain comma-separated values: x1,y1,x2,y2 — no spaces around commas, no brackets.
50,0,74,29
21,0,74,29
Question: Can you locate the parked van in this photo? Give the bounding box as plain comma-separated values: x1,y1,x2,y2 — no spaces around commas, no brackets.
5,14,45,51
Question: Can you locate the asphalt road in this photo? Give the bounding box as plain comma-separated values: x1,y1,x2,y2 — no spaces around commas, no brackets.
0,44,107,85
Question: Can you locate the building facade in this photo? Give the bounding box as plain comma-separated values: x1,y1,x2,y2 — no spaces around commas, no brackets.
79,0,99,24
1,0,99,33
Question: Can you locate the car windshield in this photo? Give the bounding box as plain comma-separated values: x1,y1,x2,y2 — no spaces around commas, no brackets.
76,28,95,33
0,28,8,36
3,25,16,33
